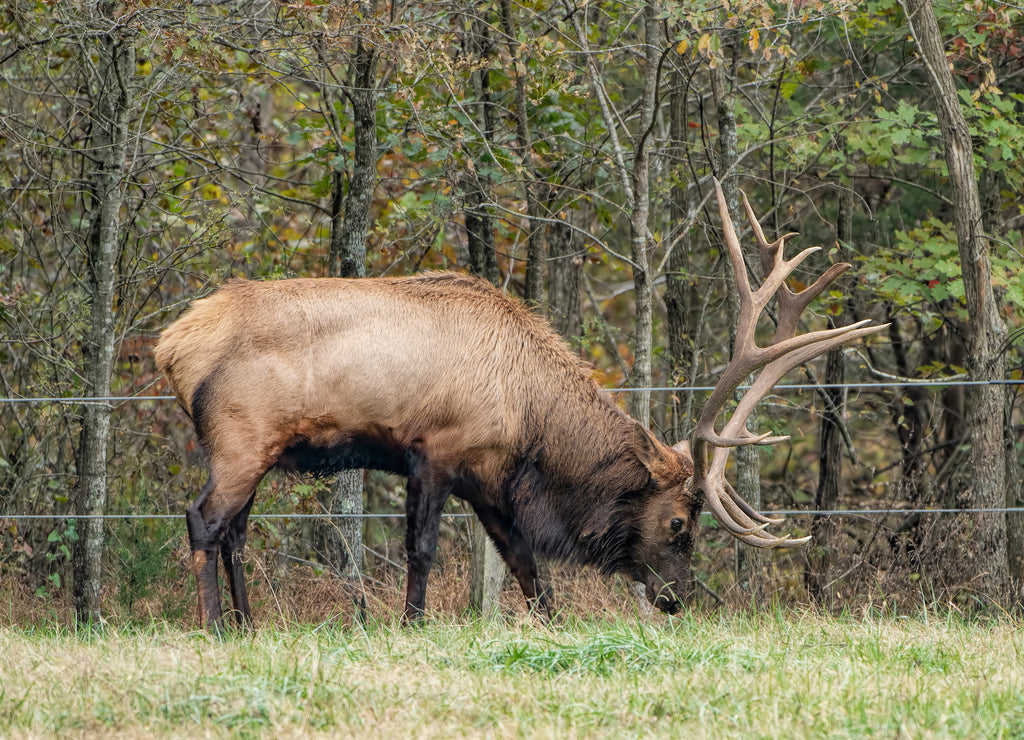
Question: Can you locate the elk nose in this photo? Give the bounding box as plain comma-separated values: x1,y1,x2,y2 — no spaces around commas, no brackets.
654,594,681,615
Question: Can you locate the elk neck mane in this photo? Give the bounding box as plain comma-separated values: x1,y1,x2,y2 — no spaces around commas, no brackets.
508,385,652,575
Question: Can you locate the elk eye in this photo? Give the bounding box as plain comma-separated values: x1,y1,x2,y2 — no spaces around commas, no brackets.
670,517,683,533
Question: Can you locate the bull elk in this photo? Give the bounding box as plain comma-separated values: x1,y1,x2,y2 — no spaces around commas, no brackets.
155,180,883,628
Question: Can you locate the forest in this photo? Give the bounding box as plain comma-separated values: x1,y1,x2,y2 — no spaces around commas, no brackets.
0,0,1021,626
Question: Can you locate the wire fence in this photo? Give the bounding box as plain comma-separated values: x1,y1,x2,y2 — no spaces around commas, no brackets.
1,378,1021,522
1,378,1021,405
2,508,1024,522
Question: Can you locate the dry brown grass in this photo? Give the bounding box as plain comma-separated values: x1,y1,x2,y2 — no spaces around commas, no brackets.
230,540,658,629
0,516,1007,631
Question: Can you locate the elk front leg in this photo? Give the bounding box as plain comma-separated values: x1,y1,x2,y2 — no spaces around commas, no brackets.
402,463,452,622
472,503,550,619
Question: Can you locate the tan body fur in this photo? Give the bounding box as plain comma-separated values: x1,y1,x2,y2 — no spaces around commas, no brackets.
157,273,698,627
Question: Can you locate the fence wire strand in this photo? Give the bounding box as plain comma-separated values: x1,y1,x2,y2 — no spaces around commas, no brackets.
4,508,1024,522
1,378,1022,404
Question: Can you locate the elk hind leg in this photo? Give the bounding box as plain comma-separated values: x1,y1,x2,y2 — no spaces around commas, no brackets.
220,493,256,628
186,469,263,631
185,477,223,630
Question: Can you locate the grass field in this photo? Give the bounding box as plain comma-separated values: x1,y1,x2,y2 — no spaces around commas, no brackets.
0,607,1022,738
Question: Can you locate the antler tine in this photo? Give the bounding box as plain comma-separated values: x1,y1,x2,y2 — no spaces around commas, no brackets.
702,481,810,547
741,190,798,274
707,474,784,530
713,178,753,301
699,319,885,450
714,179,839,353
774,262,852,341
701,481,772,536
740,189,853,342
724,479,783,525
693,179,885,550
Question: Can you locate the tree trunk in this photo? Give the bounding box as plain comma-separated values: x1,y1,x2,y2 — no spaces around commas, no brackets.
547,205,583,343
807,187,852,602
239,78,273,266
468,507,505,617
710,40,763,598
665,66,698,446
626,1,661,428
329,32,377,282
73,12,134,626
1007,389,1024,584
462,12,500,286
320,16,379,579
499,0,546,307
982,154,1024,589
463,176,500,285
903,0,1009,601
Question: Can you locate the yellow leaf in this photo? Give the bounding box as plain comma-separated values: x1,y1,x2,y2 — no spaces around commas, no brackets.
676,38,689,55
748,28,760,53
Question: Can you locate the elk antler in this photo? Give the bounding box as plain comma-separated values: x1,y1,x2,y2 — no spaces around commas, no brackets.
690,179,887,548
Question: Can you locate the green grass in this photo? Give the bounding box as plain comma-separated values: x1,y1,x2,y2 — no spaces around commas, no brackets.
0,609,1022,738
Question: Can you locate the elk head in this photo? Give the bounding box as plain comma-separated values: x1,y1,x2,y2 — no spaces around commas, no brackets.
632,426,698,613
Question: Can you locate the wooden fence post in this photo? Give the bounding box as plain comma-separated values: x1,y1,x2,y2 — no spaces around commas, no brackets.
469,519,504,616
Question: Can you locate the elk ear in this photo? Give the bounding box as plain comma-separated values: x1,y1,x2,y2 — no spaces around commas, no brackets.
633,423,662,471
